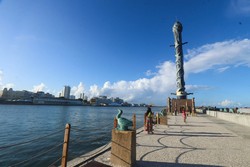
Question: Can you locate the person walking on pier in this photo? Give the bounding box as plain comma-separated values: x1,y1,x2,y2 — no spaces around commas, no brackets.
145,106,154,134
182,107,187,123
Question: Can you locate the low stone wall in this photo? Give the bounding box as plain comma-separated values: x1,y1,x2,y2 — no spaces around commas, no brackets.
206,110,250,127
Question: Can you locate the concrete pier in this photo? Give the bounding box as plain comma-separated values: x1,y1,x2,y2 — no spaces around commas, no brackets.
71,114,250,167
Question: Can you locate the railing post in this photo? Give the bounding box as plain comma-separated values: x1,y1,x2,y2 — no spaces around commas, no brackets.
133,114,136,130
61,123,71,167
156,113,159,124
114,117,118,128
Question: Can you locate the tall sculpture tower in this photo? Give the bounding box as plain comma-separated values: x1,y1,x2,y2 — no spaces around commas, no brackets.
168,21,195,116
173,21,187,99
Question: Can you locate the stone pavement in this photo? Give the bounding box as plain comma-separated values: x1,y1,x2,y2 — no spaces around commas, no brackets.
79,114,250,167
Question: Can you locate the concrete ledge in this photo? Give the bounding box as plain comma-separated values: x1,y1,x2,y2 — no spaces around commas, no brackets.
206,110,250,127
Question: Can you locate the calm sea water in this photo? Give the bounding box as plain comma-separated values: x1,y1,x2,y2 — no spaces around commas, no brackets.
0,105,165,167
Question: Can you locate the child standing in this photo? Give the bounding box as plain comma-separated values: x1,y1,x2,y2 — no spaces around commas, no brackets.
182,107,187,123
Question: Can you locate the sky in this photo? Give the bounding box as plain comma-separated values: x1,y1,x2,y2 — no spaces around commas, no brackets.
0,0,250,107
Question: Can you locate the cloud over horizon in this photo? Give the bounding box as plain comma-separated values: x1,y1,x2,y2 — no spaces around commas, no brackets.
31,83,46,93
1,38,250,106
81,38,250,105
218,99,241,107
185,39,250,74
71,82,85,98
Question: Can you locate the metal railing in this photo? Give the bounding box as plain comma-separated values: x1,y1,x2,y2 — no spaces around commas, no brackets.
0,114,138,167
0,122,113,167
0,129,64,167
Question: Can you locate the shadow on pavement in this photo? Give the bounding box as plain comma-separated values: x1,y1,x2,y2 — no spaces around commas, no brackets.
136,161,222,167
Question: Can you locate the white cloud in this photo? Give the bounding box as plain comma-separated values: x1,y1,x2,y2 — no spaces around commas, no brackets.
230,0,250,15
82,38,250,105
71,82,85,98
216,66,230,73
88,84,101,98
145,70,156,76
83,61,177,104
218,99,241,107
32,83,46,93
185,39,250,74
218,99,233,106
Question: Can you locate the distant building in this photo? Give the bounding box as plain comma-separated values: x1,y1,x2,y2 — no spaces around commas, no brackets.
112,97,124,104
0,88,55,101
89,96,128,106
33,97,83,105
70,95,75,99
83,96,88,100
0,88,33,100
62,86,70,99
79,93,84,99
34,91,54,98
0,87,85,106
90,96,112,106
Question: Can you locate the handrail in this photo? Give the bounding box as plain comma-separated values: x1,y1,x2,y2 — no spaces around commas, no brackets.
2,121,114,167
9,142,64,167
70,127,111,145
48,156,62,167
71,122,113,133
0,129,64,150
67,124,112,164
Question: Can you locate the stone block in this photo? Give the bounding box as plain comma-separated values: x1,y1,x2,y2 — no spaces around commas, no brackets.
111,129,136,167
159,116,168,125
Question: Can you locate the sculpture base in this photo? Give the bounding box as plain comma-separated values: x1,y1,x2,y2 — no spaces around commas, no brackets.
168,97,196,116
177,95,187,99
176,91,187,99
111,129,136,167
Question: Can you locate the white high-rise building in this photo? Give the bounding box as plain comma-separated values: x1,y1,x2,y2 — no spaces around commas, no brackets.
80,93,84,99
62,86,71,99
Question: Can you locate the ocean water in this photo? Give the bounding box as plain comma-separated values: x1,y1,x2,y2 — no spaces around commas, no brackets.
0,105,165,167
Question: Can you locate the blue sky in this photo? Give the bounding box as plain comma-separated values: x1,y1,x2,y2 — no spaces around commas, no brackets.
0,0,250,107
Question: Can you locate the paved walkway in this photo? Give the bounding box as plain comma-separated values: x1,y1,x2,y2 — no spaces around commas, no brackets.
78,114,250,167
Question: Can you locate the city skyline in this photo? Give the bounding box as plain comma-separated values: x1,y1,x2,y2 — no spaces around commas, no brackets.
0,87,148,106
0,0,250,106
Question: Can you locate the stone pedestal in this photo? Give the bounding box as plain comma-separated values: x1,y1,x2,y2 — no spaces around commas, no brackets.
159,116,168,125
111,129,136,167
168,98,196,116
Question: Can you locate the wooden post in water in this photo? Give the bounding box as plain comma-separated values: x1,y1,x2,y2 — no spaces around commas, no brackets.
61,123,71,167
132,114,136,130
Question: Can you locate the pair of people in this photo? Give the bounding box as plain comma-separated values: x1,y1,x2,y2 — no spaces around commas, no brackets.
145,106,154,134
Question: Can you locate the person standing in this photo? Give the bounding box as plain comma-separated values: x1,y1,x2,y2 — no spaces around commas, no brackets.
146,106,154,134
182,107,187,123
